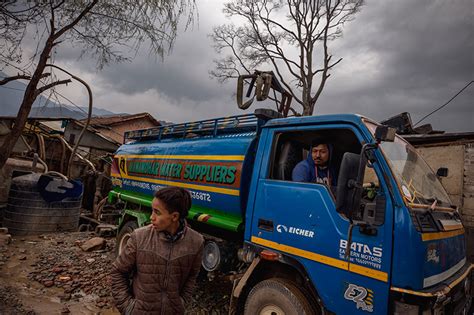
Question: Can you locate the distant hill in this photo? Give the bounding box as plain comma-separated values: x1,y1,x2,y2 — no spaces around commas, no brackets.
0,71,118,118
30,105,117,119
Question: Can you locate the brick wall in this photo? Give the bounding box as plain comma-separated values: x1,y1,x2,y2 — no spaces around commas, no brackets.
464,143,474,261
415,144,464,207
463,143,474,227
414,141,474,261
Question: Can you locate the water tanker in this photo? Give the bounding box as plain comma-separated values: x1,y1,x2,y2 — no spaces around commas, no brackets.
110,110,473,314
109,114,261,233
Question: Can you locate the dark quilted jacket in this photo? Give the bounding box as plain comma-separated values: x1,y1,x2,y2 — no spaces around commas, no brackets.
111,224,204,315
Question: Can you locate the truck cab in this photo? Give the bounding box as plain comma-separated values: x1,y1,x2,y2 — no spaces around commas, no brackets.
109,111,472,314
241,113,471,314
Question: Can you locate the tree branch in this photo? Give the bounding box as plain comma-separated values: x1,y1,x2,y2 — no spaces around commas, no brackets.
53,0,98,41
0,73,51,85
0,74,30,85
34,79,71,98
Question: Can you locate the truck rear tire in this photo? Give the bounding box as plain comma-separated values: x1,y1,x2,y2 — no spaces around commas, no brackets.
116,220,138,256
244,278,314,315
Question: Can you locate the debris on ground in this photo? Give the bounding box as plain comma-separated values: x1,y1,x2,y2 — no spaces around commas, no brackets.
185,275,232,314
27,234,114,309
0,231,231,314
0,285,36,314
79,236,107,252
0,231,117,314
0,227,12,246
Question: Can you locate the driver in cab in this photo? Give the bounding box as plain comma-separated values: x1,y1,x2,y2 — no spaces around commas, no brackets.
292,141,337,187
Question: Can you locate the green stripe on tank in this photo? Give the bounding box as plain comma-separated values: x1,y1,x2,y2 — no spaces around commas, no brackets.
109,188,243,232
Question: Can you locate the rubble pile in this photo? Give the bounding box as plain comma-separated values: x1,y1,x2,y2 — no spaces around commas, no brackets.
26,233,115,310
0,285,36,314
185,276,232,314
0,229,232,314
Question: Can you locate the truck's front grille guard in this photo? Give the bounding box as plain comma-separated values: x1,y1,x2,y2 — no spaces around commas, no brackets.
124,114,259,142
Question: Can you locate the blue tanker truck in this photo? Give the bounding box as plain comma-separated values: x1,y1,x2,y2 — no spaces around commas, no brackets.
108,109,473,314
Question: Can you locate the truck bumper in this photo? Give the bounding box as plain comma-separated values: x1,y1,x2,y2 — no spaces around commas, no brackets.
390,263,473,314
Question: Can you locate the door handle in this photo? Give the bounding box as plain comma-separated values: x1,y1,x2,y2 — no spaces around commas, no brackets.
258,218,274,232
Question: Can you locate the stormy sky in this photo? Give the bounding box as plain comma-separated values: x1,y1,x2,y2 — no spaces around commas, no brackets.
2,0,473,132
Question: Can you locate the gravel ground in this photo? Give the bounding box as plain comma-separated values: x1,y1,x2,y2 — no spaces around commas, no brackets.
0,231,231,314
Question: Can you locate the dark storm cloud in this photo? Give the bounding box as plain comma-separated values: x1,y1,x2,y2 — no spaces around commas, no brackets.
54,0,230,103
318,0,473,131
6,0,470,129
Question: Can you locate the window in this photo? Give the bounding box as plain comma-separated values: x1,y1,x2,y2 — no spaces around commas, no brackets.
269,128,362,184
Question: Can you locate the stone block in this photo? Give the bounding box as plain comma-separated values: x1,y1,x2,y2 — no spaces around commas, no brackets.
0,233,12,246
80,237,106,252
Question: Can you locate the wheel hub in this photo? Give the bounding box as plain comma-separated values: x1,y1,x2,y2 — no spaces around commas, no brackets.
259,304,285,315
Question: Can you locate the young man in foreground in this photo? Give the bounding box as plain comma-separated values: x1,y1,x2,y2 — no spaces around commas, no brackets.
111,187,204,314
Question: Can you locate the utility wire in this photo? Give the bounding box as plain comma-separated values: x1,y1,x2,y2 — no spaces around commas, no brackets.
414,80,474,127
1,80,126,141
0,85,25,92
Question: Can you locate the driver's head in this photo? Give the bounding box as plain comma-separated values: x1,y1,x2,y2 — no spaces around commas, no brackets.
311,142,330,167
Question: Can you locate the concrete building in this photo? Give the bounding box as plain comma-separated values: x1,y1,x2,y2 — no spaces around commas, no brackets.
404,132,474,260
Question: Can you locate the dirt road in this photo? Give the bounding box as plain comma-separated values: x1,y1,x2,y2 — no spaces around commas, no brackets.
0,231,118,314
0,231,231,315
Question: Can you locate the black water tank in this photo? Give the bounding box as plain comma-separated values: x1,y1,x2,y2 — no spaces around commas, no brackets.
4,173,82,235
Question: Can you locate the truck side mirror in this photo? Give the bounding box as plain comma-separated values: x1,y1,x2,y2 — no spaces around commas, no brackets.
375,125,396,142
436,167,448,177
336,152,364,219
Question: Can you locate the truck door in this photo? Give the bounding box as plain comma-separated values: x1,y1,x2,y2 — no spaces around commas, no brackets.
248,125,394,314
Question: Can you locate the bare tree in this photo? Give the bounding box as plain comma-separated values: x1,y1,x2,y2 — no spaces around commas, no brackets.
210,0,363,116
0,0,194,170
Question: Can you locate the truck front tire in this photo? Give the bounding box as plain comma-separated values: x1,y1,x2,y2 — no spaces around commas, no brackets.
244,278,314,315
116,220,138,256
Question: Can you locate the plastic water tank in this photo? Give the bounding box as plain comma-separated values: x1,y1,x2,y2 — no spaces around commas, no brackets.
4,173,83,235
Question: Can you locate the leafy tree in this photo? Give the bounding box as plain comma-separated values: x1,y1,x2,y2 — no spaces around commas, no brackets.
210,0,363,116
0,0,194,169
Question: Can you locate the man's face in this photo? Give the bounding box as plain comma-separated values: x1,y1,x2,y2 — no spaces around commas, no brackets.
150,198,179,232
311,144,329,166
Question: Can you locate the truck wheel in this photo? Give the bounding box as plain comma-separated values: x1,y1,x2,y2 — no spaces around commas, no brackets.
116,220,138,256
244,278,314,315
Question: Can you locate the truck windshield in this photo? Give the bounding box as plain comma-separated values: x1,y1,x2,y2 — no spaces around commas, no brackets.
364,120,452,207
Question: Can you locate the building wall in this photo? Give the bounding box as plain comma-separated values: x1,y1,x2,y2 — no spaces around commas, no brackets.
99,119,158,144
64,123,118,151
414,141,474,262
414,144,464,207
463,143,474,226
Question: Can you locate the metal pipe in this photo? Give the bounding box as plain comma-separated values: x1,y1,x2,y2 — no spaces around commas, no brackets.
50,134,96,172
35,133,46,160
22,136,48,173
45,64,93,178
57,135,66,174
44,171,68,181
36,155,48,173
20,134,32,151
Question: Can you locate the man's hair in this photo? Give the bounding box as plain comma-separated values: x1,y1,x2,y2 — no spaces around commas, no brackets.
154,187,192,218
311,140,329,149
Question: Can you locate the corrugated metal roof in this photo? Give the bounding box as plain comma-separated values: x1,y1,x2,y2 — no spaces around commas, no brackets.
79,112,160,127
403,132,474,145
39,120,64,132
